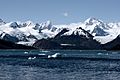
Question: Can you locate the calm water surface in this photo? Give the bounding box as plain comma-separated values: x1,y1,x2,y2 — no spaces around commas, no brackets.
0,50,120,80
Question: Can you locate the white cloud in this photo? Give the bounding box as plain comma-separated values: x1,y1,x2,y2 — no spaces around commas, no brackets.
63,12,69,17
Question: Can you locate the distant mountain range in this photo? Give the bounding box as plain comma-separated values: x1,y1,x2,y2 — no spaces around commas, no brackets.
0,18,120,50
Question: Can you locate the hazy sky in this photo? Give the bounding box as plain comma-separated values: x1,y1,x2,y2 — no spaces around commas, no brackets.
0,0,120,24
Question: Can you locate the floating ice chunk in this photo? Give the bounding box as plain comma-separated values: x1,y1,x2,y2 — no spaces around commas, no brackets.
38,54,46,56
97,53,102,55
41,50,50,53
48,53,61,58
28,57,36,60
24,51,29,54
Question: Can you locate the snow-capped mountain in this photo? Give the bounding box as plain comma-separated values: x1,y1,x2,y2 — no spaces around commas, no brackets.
0,20,62,46
0,17,120,46
54,18,120,44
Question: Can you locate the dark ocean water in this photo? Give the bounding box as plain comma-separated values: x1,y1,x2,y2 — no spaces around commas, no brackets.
0,50,120,80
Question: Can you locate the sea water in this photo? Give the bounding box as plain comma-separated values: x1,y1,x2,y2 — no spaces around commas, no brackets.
0,50,120,80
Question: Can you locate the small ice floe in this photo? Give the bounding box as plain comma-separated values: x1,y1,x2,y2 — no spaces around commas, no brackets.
38,54,47,57
41,50,50,53
97,53,103,55
28,57,36,60
48,53,61,58
38,54,46,56
24,51,29,54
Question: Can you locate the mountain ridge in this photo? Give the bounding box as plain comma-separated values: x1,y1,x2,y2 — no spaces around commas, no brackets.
0,17,120,50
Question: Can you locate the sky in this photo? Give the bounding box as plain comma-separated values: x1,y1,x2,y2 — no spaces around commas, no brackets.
0,0,120,24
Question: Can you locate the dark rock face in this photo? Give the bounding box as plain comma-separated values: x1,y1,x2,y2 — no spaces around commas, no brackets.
92,26,109,36
2,34,19,42
78,27,93,38
10,22,19,28
33,28,101,50
0,32,28,43
54,28,69,39
52,27,101,50
33,39,61,49
27,34,38,40
0,39,35,49
103,35,120,50
52,34,100,50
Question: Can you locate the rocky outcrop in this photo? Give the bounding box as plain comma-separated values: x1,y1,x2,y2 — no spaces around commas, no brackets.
33,39,61,49
103,35,120,50
33,28,101,50
0,39,35,49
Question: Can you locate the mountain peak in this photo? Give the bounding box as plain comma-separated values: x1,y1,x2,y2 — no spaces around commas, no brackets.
10,22,19,28
84,17,103,25
39,20,52,30
19,20,35,28
46,20,51,25
46,20,52,29
25,21,34,26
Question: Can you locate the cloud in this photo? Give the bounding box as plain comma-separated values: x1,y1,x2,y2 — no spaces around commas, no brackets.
63,12,69,17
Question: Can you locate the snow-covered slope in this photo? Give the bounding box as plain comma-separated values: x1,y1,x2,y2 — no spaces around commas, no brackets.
0,20,62,46
54,18,120,44
0,18,120,45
